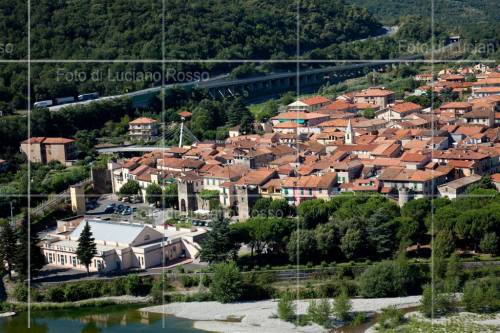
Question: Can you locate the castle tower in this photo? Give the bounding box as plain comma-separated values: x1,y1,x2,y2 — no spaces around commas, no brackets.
70,184,86,215
344,119,355,144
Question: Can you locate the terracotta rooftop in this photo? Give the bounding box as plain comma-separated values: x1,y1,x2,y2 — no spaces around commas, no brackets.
129,117,158,125
272,112,329,120
354,88,395,97
300,96,331,106
282,172,337,188
390,102,422,114
234,169,276,186
22,137,75,144
440,102,472,109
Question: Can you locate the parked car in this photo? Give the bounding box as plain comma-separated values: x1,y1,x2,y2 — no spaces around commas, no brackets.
131,195,142,204
116,204,125,213
104,207,115,214
85,201,97,210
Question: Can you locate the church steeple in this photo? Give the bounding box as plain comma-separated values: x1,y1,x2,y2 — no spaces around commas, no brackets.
345,119,355,144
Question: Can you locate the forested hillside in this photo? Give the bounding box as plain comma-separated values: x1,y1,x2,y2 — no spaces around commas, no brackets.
346,0,500,40
0,0,381,113
28,0,379,60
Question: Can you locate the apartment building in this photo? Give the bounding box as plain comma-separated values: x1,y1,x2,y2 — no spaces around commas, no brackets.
20,137,76,165
129,117,159,142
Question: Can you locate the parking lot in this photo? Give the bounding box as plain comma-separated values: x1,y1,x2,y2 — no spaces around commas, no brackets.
85,194,172,225
84,194,213,229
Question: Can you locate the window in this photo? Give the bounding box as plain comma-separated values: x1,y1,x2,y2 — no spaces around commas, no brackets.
72,256,77,267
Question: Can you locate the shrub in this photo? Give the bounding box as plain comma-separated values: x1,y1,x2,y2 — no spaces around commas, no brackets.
332,289,352,322
125,274,151,296
351,312,366,326
64,284,88,302
358,259,422,298
318,279,357,298
110,278,127,296
420,284,454,318
210,261,243,303
308,298,331,327
180,275,197,288
13,283,28,302
200,274,211,287
277,291,296,322
378,306,405,329
46,286,65,302
462,277,500,313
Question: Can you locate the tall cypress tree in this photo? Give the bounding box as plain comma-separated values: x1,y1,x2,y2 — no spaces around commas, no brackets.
0,220,17,279
200,212,238,263
76,221,97,275
14,217,45,281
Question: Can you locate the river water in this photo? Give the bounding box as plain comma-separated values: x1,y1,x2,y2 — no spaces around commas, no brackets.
0,305,202,333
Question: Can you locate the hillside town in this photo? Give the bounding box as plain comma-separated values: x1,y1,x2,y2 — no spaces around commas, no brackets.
102,65,500,222
1,77,497,331
1,0,500,331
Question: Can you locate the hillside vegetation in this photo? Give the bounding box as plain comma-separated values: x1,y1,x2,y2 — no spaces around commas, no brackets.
347,0,500,50
0,0,381,113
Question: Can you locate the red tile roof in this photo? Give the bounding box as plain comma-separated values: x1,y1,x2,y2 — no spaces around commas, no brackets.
129,117,158,125
22,137,74,144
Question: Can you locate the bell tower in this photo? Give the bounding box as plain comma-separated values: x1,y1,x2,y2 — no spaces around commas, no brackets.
345,119,355,145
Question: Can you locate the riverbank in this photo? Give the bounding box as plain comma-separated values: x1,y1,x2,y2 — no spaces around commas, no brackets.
366,311,500,333
5,295,152,312
141,296,421,333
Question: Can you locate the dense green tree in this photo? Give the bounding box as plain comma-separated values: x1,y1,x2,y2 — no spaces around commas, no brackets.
479,232,499,255
287,229,317,263
244,217,272,257
119,180,140,197
74,130,98,158
162,184,178,209
359,259,421,298
14,219,45,280
433,230,455,259
210,261,243,303
462,276,500,313
76,221,97,275
444,253,461,293
0,220,17,279
200,213,238,263
145,183,163,206
298,199,329,228
361,108,375,119
340,228,363,260
251,197,273,217
315,222,340,257
268,199,294,218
